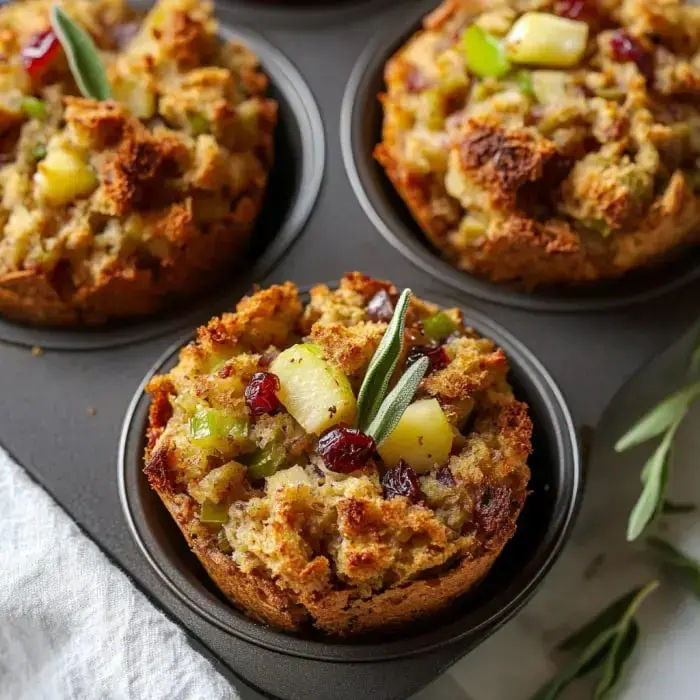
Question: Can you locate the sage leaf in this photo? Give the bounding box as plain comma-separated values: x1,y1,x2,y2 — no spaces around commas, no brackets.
558,587,643,652
532,582,658,700
51,5,112,100
529,628,617,700
356,289,411,430
593,621,639,699
615,380,700,453
648,537,700,598
660,500,696,515
627,421,681,542
366,356,428,445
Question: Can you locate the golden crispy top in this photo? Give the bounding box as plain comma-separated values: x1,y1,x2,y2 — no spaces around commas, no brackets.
0,0,276,287
145,273,532,599
380,0,700,265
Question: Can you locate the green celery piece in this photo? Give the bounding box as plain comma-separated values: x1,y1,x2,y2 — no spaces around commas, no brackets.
200,500,229,525
20,96,47,120
189,407,248,449
245,445,286,481
187,112,210,136
422,312,457,342
514,70,535,99
461,25,511,79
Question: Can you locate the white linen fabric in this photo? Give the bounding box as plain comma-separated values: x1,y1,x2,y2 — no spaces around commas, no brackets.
0,448,237,700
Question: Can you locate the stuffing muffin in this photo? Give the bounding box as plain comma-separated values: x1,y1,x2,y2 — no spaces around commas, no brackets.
376,0,700,287
0,0,277,325
144,273,532,635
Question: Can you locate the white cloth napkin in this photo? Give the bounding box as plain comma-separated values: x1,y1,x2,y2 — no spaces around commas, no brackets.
0,448,237,700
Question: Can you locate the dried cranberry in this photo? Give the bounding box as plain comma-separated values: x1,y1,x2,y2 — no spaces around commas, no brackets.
382,461,422,502
21,30,61,78
609,30,653,77
406,344,449,374
245,372,280,415
554,0,598,22
436,466,456,487
318,427,376,473
366,290,395,323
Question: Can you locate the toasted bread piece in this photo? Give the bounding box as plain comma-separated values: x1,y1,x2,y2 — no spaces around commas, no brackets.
377,0,700,287
144,273,532,635
0,0,276,325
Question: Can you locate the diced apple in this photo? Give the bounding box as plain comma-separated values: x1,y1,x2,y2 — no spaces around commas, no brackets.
34,146,97,206
378,398,453,474
270,344,356,435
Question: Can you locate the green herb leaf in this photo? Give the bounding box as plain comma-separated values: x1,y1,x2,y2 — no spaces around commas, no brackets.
593,621,639,699
558,588,644,652
660,499,696,515
529,628,617,700
615,381,700,452
366,357,429,445
51,5,112,100
648,537,700,598
461,24,511,79
627,420,681,541
356,289,411,430
531,582,658,700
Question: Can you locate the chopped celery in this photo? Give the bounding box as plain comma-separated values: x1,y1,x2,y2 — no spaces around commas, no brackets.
244,445,286,481
189,407,248,450
461,25,511,79
200,500,229,524
513,70,535,99
187,111,209,136
20,96,47,121
422,312,458,342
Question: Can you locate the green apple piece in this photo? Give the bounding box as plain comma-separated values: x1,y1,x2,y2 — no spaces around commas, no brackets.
189,407,248,451
378,398,453,474
270,344,356,434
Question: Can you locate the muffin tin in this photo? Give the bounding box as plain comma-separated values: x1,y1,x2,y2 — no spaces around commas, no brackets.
3,0,700,698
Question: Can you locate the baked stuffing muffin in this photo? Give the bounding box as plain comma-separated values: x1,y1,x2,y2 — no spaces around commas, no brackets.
376,0,700,287
0,0,276,325
144,273,532,635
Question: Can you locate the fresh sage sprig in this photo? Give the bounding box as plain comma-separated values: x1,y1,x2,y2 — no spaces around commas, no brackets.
356,289,411,430
615,378,700,541
51,5,112,100
648,537,700,598
530,581,658,700
366,356,429,444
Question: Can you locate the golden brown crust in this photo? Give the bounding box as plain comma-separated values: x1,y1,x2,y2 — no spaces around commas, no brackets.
0,0,277,326
377,0,700,287
143,273,532,636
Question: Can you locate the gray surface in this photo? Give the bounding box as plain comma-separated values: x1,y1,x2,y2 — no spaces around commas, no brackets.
2,0,700,698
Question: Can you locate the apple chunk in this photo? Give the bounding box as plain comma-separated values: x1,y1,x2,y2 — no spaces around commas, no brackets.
270,344,356,435
378,399,453,474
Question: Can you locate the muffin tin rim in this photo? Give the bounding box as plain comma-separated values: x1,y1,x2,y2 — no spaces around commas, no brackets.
339,6,700,313
118,284,583,662
0,23,326,351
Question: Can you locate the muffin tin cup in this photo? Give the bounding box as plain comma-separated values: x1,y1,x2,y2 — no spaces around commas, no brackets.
340,6,700,313
0,25,325,351
118,286,582,665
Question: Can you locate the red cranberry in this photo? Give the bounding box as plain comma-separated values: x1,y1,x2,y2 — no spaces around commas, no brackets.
366,290,395,323
554,0,599,22
406,344,449,374
245,372,280,415
21,30,61,78
318,427,376,473
436,466,456,487
609,30,653,77
382,461,422,502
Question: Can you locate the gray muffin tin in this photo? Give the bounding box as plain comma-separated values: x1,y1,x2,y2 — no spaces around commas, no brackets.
2,0,700,698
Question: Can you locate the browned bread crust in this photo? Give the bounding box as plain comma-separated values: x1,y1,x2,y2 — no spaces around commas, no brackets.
0,0,276,325
376,0,700,287
144,273,532,635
